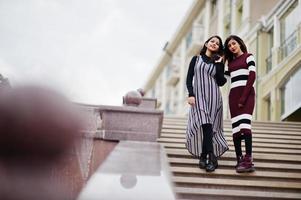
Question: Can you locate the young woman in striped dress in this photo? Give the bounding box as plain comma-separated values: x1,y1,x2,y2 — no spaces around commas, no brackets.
224,35,256,173
186,35,228,172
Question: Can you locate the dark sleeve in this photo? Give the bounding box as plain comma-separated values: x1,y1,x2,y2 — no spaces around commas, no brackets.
239,54,256,105
186,56,197,97
214,62,227,86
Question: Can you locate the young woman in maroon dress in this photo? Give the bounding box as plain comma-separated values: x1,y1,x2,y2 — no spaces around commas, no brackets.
224,35,256,173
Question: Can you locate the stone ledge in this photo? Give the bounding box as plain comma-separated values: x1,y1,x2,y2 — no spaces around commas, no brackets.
97,105,163,142
138,97,157,109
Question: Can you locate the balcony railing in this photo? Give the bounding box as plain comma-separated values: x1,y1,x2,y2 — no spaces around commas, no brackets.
279,25,301,61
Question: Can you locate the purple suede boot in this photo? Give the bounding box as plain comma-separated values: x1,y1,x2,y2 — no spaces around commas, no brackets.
236,154,255,173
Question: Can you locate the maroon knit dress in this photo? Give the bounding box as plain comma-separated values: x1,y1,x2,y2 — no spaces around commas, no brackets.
228,53,256,138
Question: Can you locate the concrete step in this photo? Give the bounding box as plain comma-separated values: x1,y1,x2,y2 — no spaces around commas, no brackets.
161,143,301,155
161,128,301,136
160,142,301,150
173,176,301,190
175,187,301,200
163,116,301,126
162,124,301,134
165,148,301,162
171,166,301,180
158,137,301,145
161,132,301,140
168,157,301,171
159,116,301,199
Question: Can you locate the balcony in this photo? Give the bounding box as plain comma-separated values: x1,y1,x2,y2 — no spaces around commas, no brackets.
278,24,301,61
186,24,204,56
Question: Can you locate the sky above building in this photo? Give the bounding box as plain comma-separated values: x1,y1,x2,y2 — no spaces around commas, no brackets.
0,0,193,105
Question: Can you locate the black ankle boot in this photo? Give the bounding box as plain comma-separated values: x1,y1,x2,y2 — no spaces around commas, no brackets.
206,153,218,172
199,154,207,169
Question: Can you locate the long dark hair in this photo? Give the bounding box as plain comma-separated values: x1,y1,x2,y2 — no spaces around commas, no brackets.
224,35,248,62
199,35,224,61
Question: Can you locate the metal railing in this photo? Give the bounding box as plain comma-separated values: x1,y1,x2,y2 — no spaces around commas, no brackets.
279,25,301,61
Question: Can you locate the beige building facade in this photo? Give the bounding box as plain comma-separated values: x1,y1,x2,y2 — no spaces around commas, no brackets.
144,0,301,122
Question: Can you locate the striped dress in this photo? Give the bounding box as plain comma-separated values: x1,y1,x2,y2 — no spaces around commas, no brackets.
186,55,228,158
228,53,256,138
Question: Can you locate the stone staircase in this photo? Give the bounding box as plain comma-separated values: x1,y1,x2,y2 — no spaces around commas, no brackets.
158,116,301,200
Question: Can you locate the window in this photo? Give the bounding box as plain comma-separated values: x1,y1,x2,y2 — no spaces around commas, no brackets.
265,28,274,73
281,66,301,117
279,1,301,59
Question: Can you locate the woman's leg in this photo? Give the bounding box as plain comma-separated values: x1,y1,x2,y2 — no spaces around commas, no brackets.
237,133,255,173
245,134,252,156
199,124,211,169
202,124,213,154
199,140,207,169
233,134,243,167
201,124,217,172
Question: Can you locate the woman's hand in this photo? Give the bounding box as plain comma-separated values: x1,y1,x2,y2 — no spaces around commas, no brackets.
215,55,224,63
187,96,196,106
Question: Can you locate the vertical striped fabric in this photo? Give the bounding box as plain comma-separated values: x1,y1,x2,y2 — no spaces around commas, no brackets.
186,56,228,158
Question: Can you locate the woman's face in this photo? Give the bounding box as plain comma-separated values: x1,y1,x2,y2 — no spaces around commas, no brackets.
206,37,220,53
227,39,242,55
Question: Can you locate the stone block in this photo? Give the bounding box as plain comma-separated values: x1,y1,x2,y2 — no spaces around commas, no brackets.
138,97,157,109
97,105,163,142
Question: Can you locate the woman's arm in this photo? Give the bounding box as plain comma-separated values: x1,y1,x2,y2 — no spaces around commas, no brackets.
215,62,227,86
239,54,256,106
186,56,197,97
